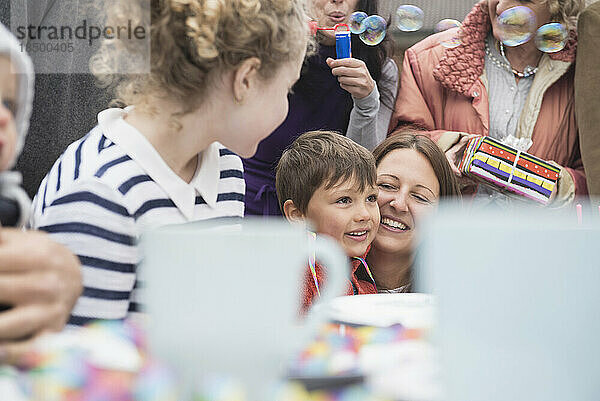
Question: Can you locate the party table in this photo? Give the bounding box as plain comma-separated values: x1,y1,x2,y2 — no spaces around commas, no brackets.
0,294,439,401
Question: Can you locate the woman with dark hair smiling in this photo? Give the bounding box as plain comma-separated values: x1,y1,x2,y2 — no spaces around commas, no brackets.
244,0,398,216
366,132,460,293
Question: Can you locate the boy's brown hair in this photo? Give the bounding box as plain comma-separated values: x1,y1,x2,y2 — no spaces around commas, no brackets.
276,130,376,214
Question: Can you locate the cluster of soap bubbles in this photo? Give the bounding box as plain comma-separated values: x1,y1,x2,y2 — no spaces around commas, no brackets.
496,6,568,52
348,11,387,45
392,4,568,53
396,6,463,48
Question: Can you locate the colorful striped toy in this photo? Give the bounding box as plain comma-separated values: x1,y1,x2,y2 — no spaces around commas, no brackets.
458,136,559,204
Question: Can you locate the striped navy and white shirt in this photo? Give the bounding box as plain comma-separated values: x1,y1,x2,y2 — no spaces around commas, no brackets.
30,108,245,326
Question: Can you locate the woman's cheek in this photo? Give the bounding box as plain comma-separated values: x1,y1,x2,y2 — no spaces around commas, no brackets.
376,191,392,208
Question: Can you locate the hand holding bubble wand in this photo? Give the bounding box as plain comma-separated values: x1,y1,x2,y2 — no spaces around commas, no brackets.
308,13,387,99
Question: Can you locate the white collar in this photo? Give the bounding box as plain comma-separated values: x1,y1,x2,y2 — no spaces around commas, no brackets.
97,108,220,220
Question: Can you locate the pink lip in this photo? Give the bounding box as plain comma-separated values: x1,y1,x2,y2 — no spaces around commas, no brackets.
328,13,346,23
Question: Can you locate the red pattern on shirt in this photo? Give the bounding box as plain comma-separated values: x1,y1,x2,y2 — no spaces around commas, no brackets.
300,248,376,313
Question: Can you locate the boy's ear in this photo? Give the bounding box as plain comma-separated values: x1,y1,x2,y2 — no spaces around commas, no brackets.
283,199,305,223
232,57,261,104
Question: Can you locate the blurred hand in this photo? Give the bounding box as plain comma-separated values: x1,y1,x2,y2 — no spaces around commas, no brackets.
326,57,375,99
0,229,82,365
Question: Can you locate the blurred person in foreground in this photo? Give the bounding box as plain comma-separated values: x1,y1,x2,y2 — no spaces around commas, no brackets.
0,22,33,226
0,23,82,366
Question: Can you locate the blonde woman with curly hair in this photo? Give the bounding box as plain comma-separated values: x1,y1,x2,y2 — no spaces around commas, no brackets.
29,0,310,325
390,0,587,207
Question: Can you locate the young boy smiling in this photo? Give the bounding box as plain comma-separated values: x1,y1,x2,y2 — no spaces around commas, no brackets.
276,130,380,311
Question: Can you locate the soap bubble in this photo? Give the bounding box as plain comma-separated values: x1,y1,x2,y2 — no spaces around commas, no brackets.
496,6,537,47
434,19,463,48
441,34,462,49
359,15,387,46
396,5,424,32
349,11,368,34
535,22,568,53
434,18,461,33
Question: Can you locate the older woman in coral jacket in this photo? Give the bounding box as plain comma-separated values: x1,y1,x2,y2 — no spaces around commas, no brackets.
389,0,586,205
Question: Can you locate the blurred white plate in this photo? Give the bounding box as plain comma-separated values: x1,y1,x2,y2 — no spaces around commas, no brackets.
325,293,435,328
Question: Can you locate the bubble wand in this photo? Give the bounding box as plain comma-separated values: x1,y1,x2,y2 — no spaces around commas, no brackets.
309,13,387,60
309,21,352,59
